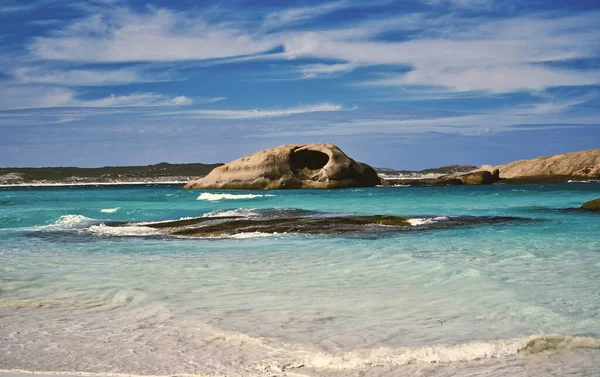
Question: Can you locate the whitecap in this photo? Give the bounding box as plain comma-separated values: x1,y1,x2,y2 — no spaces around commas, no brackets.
87,224,160,237
38,214,97,230
100,207,120,213
136,216,194,226
202,208,262,218
307,334,600,370
197,193,275,201
229,232,276,239
408,216,448,226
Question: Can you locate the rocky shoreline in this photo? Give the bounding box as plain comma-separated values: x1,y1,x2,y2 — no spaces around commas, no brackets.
2,147,598,188
0,177,189,187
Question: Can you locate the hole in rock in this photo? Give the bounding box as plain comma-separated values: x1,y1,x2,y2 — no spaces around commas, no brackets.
289,149,329,179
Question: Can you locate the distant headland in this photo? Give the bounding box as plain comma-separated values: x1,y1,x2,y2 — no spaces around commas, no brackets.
0,162,222,186
1,146,598,187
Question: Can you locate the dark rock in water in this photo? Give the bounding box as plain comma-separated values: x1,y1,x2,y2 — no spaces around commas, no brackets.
128,212,525,238
386,178,463,186
437,167,500,185
461,170,498,185
147,215,412,237
183,143,383,190
581,198,600,212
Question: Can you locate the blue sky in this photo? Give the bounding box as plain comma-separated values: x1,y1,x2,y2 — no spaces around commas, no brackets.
0,0,599,169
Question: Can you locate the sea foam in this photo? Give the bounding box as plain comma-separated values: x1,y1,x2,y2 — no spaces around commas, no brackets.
306,334,600,370
38,214,97,230
197,193,275,201
87,224,160,237
408,216,449,226
100,207,120,213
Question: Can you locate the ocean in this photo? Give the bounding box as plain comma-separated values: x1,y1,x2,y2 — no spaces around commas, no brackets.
1,183,599,377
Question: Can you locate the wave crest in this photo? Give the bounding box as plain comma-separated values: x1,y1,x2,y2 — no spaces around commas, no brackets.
39,214,96,230
306,335,600,370
408,216,449,226
197,193,275,201
100,207,120,213
88,224,160,237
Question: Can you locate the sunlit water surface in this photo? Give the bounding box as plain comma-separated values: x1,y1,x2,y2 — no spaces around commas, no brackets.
1,183,599,376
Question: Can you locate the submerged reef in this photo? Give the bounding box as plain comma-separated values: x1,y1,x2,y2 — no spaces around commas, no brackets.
110,212,525,238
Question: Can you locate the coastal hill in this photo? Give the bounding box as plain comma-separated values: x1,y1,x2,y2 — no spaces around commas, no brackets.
0,162,223,185
2,148,598,186
496,149,600,179
375,164,477,179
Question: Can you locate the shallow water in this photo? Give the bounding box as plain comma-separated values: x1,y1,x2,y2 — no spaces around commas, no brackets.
0,183,599,376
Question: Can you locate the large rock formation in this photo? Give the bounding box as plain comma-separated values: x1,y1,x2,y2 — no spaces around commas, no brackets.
496,149,600,179
183,143,383,190
581,198,600,212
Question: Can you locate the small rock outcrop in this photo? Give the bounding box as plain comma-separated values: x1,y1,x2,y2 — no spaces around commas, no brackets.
581,198,600,212
183,143,383,190
496,149,600,179
437,165,500,185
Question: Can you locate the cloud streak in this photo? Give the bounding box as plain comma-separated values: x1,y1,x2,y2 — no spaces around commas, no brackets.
29,7,278,62
157,103,345,120
0,86,194,110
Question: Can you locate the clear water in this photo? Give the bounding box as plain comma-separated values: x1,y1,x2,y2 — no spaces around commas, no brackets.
1,183,599,377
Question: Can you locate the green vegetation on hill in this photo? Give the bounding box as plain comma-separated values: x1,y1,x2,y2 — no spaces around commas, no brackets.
375,164,477,175
0,162,223,183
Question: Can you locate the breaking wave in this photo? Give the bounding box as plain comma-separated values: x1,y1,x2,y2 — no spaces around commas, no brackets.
197,193,275,201
88,224,160,237
201,207,317,219
305,334,600,370
101,207,120,213
202,208,263,218
37,214,97,230
408,216,449,226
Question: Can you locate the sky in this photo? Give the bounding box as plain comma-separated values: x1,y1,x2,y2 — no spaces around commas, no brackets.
0,0,599,169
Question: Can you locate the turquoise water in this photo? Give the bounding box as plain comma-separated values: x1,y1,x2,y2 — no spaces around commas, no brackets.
1,183,599,376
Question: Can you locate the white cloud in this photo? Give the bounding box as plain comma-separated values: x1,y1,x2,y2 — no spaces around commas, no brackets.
18,4,600,95
244,95,599,137
86,93,193,107
422,0,494,9
365,65,600,93
0,3,38,13
12,67,152,86
281,13,600,93
300,63,356,78
30,7,278,62
159,103,344,120
0,86,193,110
262,1,347,30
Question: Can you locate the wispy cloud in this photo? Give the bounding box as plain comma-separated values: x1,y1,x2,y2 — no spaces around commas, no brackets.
243,94,600,137
158,103,345,120
421,0,494,10
300,63,356,78
364,65,600,93
262,1,348,31
12,67,156,86
0,3,39,13
30,7,278,62
0,86,194,110
23,3,600,95
282,13,600,93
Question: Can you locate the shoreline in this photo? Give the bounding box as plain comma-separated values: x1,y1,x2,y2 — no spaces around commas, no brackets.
0,181,186,188
1,177,598,188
